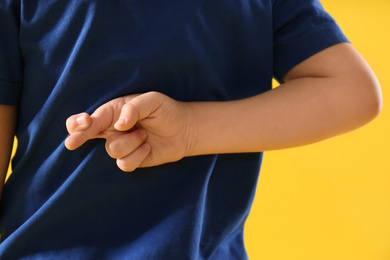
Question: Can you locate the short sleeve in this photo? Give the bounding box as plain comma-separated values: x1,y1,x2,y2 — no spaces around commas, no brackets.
0,0,23,106
272,0,349,83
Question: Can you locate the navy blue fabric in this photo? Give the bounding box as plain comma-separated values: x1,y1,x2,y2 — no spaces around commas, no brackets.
0,0,347,259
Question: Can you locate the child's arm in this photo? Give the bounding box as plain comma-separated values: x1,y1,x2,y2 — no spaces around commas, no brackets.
0,105,16,200
187,42,383,154
65,43,382,172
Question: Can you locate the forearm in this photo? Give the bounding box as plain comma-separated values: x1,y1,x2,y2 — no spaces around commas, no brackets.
0,105,17,201
186,75,381,156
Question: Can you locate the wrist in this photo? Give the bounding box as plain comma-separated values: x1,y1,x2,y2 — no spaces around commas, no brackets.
181,102,202,158
182,100,239,157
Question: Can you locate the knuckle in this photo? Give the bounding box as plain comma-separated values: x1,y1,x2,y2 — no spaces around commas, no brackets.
147,91,159,97
147,91,164,102
122,101,136,114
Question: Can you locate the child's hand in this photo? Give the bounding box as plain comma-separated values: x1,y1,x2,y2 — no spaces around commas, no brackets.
65,92,192,172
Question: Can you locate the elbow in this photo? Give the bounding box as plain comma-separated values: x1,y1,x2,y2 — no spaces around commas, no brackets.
371,80,383,118
333,68,383,135
363,76,382,122
351,72,383,126
369,91,383,122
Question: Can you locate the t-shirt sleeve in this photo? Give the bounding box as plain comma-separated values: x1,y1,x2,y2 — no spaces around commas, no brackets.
272,0,349,83
0,1,23,106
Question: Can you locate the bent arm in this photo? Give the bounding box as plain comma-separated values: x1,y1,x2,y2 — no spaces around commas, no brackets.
0,105,16,201
187,43,382,155
65,43,382,171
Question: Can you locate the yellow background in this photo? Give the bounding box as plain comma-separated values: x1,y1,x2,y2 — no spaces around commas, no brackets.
245,0,390,259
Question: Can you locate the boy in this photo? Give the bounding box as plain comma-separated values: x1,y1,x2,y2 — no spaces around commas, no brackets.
0,0,382,259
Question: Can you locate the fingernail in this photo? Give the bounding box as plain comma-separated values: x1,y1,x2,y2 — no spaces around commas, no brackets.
117,117,127,125
76,115,86,125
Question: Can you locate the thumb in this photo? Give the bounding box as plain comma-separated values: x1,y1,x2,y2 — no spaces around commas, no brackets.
114,92,165,131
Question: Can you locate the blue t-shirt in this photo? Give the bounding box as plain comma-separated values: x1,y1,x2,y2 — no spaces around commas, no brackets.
0,0,347,259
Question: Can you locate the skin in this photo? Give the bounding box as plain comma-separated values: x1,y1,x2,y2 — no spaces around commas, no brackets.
64,43,382,172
